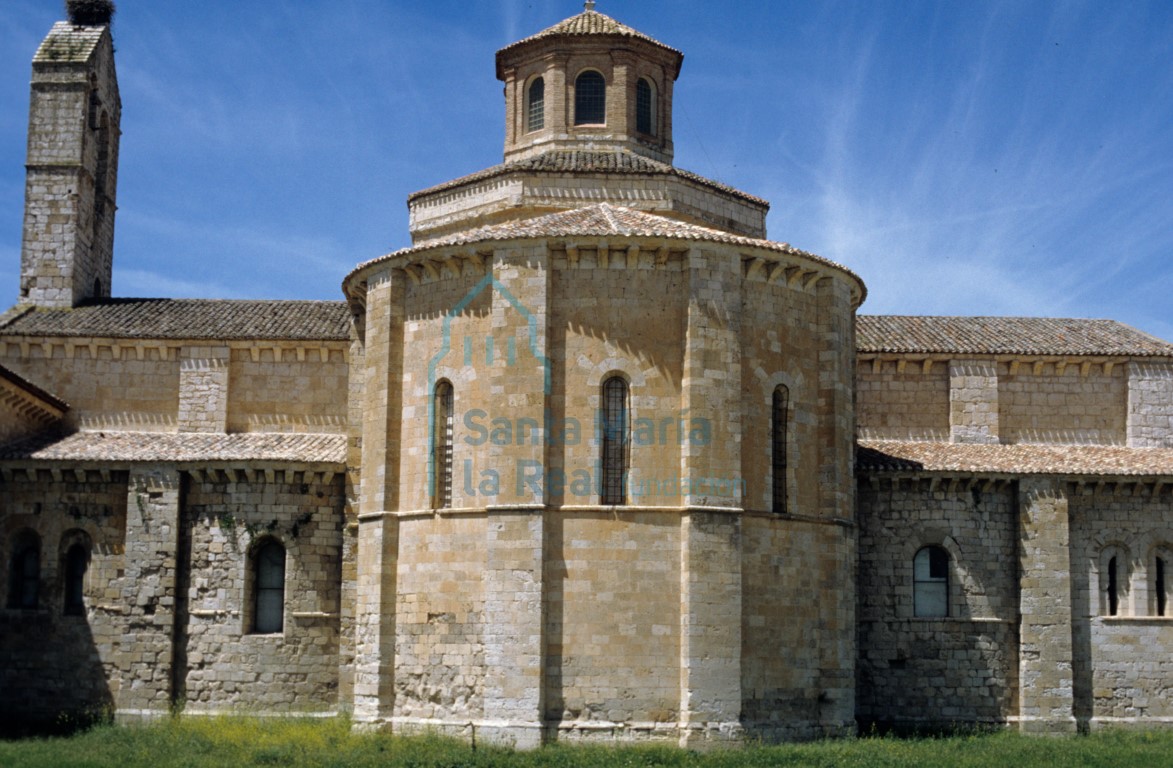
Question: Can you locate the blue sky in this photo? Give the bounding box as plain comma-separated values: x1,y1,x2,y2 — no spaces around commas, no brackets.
1,1,1171,341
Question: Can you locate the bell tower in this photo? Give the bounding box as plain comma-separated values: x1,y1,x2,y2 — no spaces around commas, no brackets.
495,4,683,164
19,1,120,308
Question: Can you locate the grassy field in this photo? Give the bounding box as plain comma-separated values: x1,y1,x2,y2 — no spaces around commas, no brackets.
1,716,1172,767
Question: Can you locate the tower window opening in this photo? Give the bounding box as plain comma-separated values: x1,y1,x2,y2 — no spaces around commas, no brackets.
575,71,606,126
636,78,656,136
527,77,545,132
601,376,628,504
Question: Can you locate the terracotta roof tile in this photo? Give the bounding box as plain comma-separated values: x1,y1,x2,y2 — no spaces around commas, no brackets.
348,203,865,294
0,430,346,465
857,440,1173,477
857,315,1173,357
496,10,681,59
408,149,766,207
0,299,351,341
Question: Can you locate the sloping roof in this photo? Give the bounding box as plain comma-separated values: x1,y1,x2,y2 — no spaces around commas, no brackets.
496,9,682,60
33,21,107,64
0,430,346,465
857,315,1173,357
349,203,864,293
0,299,351,342
857,440,1173,477
408,149,767,207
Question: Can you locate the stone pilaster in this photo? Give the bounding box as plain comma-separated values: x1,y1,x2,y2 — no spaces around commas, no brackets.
816,277,856,520
482,510,544,747
1017,477,1076,733
113,466,181,720
353,266,404,724
679,511,742,746
177,346,229,432
1126,361,1173,447
950,359,1000,444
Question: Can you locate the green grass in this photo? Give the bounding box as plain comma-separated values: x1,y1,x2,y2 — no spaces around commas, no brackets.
2,716,1172,768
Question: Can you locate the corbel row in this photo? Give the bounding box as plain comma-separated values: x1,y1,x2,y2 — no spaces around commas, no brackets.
183,466,341,487
1,339,343,365
402,249,488,285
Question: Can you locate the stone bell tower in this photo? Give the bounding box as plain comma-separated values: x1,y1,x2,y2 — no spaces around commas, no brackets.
19,1,120,308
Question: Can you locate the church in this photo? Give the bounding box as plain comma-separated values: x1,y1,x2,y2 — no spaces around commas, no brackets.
2,2,1172,746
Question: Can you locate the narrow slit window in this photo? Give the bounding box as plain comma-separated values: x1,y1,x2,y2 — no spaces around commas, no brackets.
575,71,606,126
913,546,949,618
771,385,789,514
601,376,628,505
7,531,40,609
64,543,88,616
1107,555,1119,616
253,540,285,634
1157,556,1167,617
636,78,656,135
527,77,545,132
433,381,454,508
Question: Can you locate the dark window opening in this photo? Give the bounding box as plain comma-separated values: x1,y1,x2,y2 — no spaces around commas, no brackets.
913,546,949,618
1157,556,1166,617
7,532,40,609
575,71,606,126
771,385,789,514
253,540,285,634
64,543,88,616
527,77,545,132
636,78,655,135
601,376,628,505
1107,555,1119,616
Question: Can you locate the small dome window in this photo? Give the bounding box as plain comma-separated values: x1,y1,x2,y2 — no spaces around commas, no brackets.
527,77,545,132
636,78,657,136
575,71,606,126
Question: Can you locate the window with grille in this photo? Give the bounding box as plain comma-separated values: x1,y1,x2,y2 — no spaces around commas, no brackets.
253,540,285,634
433,381,454,508
64,543,88,616
913,546,949,617
575,71,606,125
601,376,628,505
636,78,656,135
7,530,39,609
771,385,789,514
527,77,545,132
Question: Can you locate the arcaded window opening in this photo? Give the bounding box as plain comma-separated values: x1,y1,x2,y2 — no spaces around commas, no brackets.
252,539,286,634
527,77,545,132
913,545,949,618
575,70,606,126
7,530,41,610
601,376,629,505
636,77,656,136
63,542,89,616
771,385,789,514
433,380,454,508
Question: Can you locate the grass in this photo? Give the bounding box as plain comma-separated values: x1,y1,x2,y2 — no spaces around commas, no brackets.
2,716,1172,767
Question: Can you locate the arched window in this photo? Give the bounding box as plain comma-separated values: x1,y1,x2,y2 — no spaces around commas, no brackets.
1106,555,1120,616
7,530,40,609
575,71,606,126
636,77,656,136
63,543,89,616
433,381,454,508
527,77,545,132
601,376,628,505
253,539,285,634
913,546,949,618
771,385,789,514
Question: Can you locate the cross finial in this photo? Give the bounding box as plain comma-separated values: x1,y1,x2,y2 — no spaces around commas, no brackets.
585,1,596,10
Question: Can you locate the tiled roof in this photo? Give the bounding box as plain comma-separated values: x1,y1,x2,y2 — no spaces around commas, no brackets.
0,430,346,465
33,21,107,64
857,315,1173,357
408,149,767,207
497,10,681,59
0,364,68,414
349,203,864,293
0,299,351,341
857,440,1173,477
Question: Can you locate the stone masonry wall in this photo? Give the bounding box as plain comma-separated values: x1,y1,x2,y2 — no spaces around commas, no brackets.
1000,366,1126,445
856,479,1019,726
856,362,949,441
180,471,344,713
1127,361,1173,447
1069,484,1173,727
227,346,350,434
0,470,127,729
